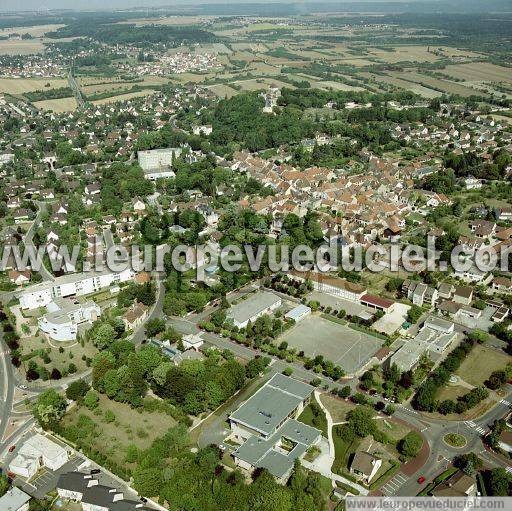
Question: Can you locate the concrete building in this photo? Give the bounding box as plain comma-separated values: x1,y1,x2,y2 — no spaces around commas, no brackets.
38,298,100,341
291,271,366,302
229,374,315,441
227,291,281,329
0,487,31,511
10,433,69,478
230,374,320,482
137,148,182,180
390,321,458,371
19,269,136,310
284,304,311,323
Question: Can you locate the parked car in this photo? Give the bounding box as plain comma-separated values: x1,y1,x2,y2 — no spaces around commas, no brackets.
8,445,16,452
417,476,426,484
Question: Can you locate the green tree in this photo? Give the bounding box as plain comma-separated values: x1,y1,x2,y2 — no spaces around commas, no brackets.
398,431,423,458
65,379,90,402
346,406,375,437
33,389,67,427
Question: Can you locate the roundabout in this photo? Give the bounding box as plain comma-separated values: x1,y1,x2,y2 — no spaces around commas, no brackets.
443,433,467,448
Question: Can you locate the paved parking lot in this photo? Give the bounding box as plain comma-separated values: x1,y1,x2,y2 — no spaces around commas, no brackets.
279,315,382,374
380,472,408,496
16,454,84,498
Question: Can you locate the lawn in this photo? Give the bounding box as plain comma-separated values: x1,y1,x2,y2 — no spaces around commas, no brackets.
320,393,356,423
20,334,98,376
332,424,360,476
455,345,510,387
298,395,328,436
376,418,412,444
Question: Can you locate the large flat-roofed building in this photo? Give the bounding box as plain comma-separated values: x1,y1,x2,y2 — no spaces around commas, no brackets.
390,320,458,371
137,148,182,180
227,291,281,329
229,374,320,482
229,373,314,441
10,433,69,478
18,269,135,310
38,298,100,341
233,418,320,483
290,271,367,302
0,487,31,511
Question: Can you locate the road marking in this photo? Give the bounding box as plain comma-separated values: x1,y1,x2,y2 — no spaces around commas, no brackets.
464,420,487,435
499,399,511,407
380,473,407,496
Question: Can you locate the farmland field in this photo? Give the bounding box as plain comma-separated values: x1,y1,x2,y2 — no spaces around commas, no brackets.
91,89,157,105
365,73,443,98
317,80,365,91
388,71,482,97
442,62,512,84
206,83,238,98
33,97,77,112
0,40,44,55
0,77,68,94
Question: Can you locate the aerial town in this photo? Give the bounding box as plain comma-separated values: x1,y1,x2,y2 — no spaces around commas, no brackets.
0,2,511,511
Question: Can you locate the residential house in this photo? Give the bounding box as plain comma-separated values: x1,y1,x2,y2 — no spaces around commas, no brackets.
349,452,382,484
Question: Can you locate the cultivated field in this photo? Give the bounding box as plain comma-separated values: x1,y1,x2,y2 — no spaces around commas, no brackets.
388,71,482,97
91,89,157,105
0,77,68,94
442,62,512,84
33,97,77,112
279,314,382,374
0,40,44,55
206,83,238,98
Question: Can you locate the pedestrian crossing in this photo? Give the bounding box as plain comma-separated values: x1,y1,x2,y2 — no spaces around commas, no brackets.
380,472,407,496
499,399,512,408
464,420,487,436
506,467,512,475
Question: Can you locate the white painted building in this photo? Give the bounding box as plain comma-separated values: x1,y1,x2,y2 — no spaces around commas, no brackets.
227,291,281,329
38,298,101,341
19,269,135,310
10,433,69,478
138,147,182,180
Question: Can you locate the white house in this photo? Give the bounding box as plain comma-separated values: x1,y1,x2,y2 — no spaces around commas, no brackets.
183,333,204,351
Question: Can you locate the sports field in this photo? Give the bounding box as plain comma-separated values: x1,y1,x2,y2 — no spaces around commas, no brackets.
279,315,382,374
